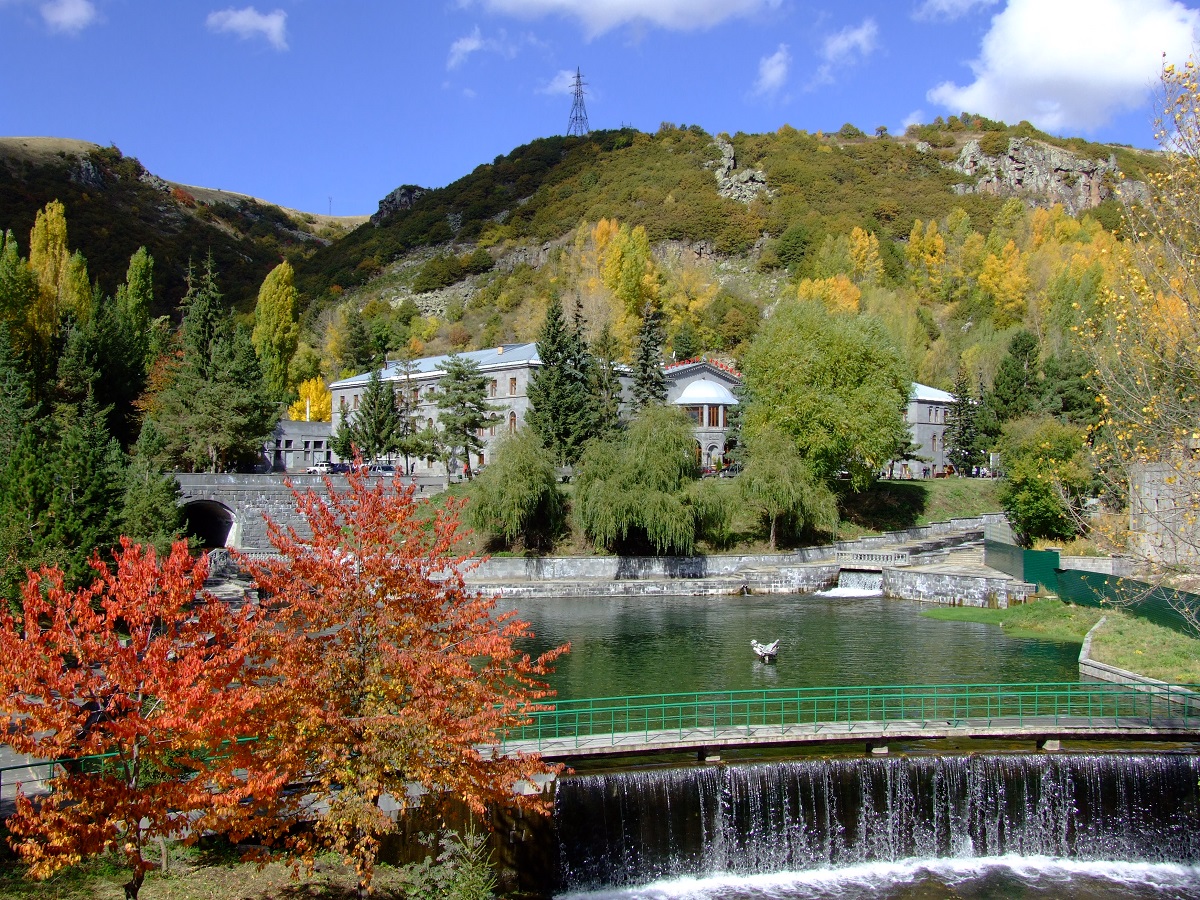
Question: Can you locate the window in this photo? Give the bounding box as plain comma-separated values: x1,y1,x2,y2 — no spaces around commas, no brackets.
284,439,293,449
314,440,323,450
489,425,496,437
708,406,721,427
426,418,433,430
686,406,702,425
412,388,419,403
477,427,484,439
303,440,311,450
509,377,517,395
353,394,359,410
509,412,517,433
478,453,485,467
489,379,497,397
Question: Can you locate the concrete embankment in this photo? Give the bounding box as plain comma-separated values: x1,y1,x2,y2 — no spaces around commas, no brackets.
465,516,1019,600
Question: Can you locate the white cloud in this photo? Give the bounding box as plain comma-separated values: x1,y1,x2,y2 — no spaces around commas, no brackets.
446,25,523,69
40,0,96,33
927,0,1199,131
913,0,998,21
811,18,878,87
537,68,578,95
206,6,288,51
902,109,926,131
448,26,485,69
470,0,781,37
753,43,791,96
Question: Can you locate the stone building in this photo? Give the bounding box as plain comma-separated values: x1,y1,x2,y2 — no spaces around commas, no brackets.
331,345,745,476
663,358,742,469
1130,460,1200,568
894,382,955,478
262,419,334,473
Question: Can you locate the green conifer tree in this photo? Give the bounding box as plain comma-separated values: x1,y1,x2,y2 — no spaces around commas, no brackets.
526,296,595,466
115,247,154,368
251,260,301,399
335,369,402,463
989,329,1041,423
631,303,667,411
433,354,502,480
590,322,624,436
945,368,983,474
120,420,183,554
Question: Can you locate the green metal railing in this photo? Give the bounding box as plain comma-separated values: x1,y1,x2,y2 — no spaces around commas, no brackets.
504,681,1200,751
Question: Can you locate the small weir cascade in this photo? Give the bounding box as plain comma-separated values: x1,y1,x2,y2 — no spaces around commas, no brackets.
551,753,1200,896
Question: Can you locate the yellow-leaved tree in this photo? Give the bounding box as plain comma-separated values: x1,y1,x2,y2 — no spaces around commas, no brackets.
288,377,332,422
1087,57,1200,627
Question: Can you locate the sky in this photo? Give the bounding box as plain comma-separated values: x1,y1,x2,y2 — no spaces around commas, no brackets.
2,0,1197,216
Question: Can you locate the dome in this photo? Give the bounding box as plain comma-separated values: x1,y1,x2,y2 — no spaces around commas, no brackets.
673,379,738,406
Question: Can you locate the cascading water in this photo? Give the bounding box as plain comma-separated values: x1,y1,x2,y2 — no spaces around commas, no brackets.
824,570,884,596
553,754,1200,897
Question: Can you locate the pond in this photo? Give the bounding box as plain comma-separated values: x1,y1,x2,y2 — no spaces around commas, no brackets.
500,592,1081,701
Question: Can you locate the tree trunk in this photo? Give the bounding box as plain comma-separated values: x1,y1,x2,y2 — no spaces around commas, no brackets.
769,514,777,551
123,868,144,900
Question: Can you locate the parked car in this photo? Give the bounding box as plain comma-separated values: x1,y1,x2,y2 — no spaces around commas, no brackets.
305,461,331,475
328,462,351,474
718,464,742,478
367,464,397,477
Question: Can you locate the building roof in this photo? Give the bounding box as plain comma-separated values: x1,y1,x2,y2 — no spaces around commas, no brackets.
664,357,743,380
673,378,739,406
911,382,955,403
330,343,541,389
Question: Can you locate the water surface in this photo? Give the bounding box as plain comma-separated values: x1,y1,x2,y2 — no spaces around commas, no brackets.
502,594,1081,700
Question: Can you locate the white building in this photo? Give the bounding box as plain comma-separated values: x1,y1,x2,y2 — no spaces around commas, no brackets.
330,345,744,476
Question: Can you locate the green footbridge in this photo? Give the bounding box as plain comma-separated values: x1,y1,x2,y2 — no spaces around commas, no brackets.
501,681,1200,759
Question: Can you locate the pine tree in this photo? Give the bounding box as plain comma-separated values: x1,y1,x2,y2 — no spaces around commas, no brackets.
251,261,300,400
0,423,54,609
631,302,666,410
989,329,1041,423
150,262,278,472
47,394,127,587
433,354,501,480
590,321,624,435
945,368,982,474
526,296,595,466
336,369,401,462
120,420,182,554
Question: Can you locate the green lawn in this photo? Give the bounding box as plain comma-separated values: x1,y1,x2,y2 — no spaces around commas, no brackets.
837,477,1002,538
921,598,1200,683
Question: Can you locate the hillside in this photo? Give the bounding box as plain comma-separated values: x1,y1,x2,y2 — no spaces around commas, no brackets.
0,137,363,317
295,119,1160,309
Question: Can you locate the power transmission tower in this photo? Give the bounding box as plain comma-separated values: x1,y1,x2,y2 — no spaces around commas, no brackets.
567,67,590,137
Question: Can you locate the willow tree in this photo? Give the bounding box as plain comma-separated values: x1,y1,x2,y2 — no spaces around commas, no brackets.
467,429,564,551
740,425,837,549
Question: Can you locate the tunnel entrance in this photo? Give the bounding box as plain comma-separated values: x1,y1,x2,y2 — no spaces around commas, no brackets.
182,500,235,549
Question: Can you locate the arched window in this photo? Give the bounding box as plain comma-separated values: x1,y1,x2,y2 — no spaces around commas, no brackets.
509,412,517,433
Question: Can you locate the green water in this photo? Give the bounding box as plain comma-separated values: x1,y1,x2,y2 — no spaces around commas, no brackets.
499,593,1081,700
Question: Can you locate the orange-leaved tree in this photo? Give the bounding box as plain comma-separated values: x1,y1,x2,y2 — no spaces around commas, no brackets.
0,539,272,900
240,469,566,895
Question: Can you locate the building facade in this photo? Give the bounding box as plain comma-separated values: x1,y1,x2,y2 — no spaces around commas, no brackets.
896,382,955,478
663,358,742,470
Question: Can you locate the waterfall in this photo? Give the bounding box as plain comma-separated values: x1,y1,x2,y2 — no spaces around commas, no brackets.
553,754,1200,892
817,570,884,597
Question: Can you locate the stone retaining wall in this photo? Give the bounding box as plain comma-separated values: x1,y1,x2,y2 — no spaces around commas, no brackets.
465,516,999,583
882,568,1035,607
1078,617,1200,712
1060,555,1134,577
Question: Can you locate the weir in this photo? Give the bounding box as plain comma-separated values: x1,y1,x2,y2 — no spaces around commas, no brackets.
550,753,1200,894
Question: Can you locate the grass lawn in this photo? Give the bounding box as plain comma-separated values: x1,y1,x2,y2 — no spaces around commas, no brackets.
0,854,421,899
837,477,1002,538
922,599,1200,683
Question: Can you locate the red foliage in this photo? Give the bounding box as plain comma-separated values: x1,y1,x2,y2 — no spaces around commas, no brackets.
238,469,566,890
170,186,196,207
0,540,274,898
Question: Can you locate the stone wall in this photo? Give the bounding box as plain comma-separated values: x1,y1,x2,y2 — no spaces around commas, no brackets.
882,568,1035,607
1059,555,1134,577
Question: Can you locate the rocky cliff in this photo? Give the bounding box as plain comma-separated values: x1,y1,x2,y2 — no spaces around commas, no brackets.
371,184,427,225
948,137,1146,214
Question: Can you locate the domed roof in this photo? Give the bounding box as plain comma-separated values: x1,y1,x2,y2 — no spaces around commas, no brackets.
673,378,738,406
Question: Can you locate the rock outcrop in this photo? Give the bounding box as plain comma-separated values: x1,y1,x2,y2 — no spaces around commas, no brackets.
372,184,426,225
949,137,1146,214
707,137,770,204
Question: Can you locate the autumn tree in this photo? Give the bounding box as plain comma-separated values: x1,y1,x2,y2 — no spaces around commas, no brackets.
0,541,265,900
241,472,564,896
251,260,301,399
287,376,333,422
1087,56,1200,586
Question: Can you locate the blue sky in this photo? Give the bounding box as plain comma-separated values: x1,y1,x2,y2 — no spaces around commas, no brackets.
2,0,1197,216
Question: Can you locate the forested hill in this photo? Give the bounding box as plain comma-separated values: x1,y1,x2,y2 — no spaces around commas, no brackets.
292,119,1159,312
0,137,362,317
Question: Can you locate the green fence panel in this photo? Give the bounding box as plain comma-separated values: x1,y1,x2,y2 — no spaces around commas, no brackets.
984,539,1025,580
1023,548,1062,592
1054,570,1199,636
